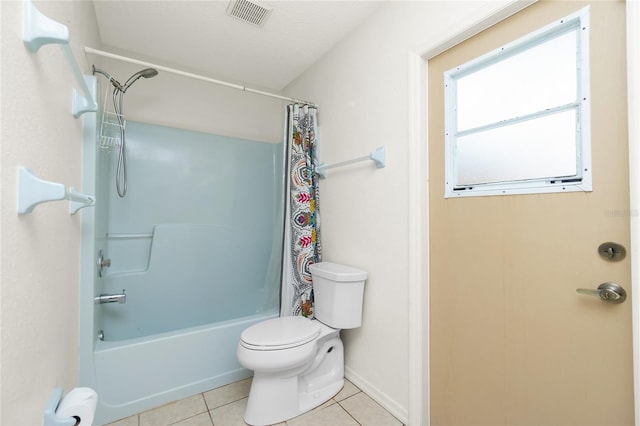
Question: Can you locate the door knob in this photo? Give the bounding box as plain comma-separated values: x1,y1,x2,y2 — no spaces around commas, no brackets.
576,282,626,304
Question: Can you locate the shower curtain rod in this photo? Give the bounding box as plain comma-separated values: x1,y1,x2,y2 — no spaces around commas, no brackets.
84,47,316,107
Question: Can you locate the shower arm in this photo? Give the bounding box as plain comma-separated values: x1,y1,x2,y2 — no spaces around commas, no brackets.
92,65,123,91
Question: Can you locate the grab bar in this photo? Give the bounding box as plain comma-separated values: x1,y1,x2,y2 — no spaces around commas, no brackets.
22,0,98,117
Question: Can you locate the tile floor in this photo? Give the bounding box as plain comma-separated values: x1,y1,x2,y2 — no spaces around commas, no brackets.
106,378,403,426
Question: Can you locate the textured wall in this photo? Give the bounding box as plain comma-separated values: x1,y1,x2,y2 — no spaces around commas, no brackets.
1,1,101,424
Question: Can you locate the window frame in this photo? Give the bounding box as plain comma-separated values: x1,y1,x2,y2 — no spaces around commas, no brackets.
444,6,592,198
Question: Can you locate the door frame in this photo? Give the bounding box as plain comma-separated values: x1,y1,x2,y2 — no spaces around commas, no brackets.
626,0,640,421
406,0,640,424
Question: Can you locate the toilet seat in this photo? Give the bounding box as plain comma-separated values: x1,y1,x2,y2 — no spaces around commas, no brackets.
240,316,321,351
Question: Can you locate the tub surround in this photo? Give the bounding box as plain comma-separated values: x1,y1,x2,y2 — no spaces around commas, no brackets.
83,121,285,423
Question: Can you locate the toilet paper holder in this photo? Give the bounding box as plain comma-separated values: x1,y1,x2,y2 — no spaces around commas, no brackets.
43,388,77,426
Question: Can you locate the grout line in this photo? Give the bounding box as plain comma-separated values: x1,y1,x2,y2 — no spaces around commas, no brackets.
221,396,248,408
338,392,405,426
142,393,209,426
132,380,398,426
206,408,215,426
202,391,212,411
337,389,362,402
337,401,363,426
165,410,210,426
336,392,360,404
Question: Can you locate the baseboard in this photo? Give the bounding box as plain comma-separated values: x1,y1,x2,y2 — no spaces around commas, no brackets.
344,366,408,425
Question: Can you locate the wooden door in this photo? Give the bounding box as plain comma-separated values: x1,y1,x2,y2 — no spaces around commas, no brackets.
429,1,633,424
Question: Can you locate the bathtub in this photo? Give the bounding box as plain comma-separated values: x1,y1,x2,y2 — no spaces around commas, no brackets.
93,310,277,424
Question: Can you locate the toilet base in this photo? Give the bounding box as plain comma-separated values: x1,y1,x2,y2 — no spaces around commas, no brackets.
243,337,344,425
244,374,343,426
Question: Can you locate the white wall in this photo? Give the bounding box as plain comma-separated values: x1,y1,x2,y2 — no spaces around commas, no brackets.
283,1,513,421
1,1,101,424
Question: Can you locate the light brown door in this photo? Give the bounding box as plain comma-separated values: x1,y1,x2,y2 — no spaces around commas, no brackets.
429,1,633,424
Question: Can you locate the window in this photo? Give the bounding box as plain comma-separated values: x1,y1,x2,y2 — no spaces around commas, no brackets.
444,7,591,198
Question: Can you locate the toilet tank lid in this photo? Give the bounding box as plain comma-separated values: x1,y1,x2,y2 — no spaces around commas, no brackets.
309,262,367,282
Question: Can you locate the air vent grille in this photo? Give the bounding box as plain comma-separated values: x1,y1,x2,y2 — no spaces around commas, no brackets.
226,0,272,27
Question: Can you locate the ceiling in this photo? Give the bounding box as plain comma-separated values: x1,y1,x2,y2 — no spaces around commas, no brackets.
92,0,385,92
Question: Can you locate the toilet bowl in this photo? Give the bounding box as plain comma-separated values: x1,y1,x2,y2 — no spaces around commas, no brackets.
236,262,367,426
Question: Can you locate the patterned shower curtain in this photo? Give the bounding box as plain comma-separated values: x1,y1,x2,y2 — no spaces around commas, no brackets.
280,104,322,318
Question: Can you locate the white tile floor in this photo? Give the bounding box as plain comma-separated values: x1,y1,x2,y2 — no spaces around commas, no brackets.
106,378,403,426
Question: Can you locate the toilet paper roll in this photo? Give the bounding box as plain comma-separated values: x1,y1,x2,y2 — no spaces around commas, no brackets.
55,387,98,426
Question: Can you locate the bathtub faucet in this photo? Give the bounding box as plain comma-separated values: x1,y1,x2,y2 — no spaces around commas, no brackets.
95,289,126,304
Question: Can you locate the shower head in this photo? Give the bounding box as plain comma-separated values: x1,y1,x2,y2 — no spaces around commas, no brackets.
122,68,159,92
92,65,158,198
140,68,159,78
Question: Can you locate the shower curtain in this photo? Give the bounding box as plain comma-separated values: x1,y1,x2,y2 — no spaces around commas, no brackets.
281,104,322,318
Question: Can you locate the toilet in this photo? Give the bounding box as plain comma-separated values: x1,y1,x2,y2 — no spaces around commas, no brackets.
237,261,367,426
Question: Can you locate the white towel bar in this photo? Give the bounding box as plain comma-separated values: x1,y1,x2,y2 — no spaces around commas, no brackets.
316,146,386,179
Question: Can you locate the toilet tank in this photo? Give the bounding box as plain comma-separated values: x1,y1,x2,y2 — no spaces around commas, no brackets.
309,262,367,329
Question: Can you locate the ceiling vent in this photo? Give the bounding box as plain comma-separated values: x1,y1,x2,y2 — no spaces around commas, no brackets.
226,0,273,27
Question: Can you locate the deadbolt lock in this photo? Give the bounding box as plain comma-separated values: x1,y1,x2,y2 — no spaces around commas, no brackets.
598,242,626,262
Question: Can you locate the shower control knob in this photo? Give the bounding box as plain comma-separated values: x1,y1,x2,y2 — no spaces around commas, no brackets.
97,250,111,278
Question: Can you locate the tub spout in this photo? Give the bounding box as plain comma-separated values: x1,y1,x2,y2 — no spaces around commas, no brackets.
95,289,126,304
